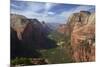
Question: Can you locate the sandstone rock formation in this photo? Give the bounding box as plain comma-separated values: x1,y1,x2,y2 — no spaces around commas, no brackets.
11,14,29,40
67,11,95,62
10,14,57,59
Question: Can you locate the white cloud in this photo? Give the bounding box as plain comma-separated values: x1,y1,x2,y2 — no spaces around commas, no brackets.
59,6,95,22
48,12,55,15
43,15,66,23
11,1,64,23
11,2,94,23
43,3,57,17
45,3,52,11
73,6,94,12
11,3,19,8
26,2,45,12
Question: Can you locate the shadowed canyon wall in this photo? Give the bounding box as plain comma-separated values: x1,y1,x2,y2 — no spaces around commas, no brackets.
10,14,57,59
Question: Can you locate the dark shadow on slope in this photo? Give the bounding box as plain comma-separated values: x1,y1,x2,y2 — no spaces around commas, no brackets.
11,19,57,60
21,22,57,49
11,23,57,59
10,28,41,60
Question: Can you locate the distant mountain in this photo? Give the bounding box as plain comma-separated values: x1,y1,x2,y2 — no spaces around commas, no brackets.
47,23,62,31
57,24,68,34
41,21,52,34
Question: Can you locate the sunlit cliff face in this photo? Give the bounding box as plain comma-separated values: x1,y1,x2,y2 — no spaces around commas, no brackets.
11,14,29,40
67,11,95,62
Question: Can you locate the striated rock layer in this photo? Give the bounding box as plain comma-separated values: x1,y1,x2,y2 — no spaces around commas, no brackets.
67,11,95,62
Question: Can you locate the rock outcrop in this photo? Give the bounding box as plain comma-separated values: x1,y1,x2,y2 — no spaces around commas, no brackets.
66,11,95,62
10,14,57,59
11,14,29,40
57,24,70,36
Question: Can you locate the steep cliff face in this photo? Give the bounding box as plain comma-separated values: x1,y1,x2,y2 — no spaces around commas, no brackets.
11,14,43,58
11,14,57,59
67,11,95,62
11,14,29,40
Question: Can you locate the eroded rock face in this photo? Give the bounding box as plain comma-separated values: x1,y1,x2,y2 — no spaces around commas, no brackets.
67,11,95,62
11,14,57,59
11,14,42,58
11,14,29,40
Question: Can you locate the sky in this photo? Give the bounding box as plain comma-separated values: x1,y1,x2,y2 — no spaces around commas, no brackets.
11,1,95,23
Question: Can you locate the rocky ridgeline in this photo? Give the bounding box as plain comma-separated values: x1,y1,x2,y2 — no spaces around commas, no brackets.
67,11,95,62
10,14,57,60
57,11,95,62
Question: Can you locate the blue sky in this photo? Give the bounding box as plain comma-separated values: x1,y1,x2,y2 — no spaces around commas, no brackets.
11,1,95,23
